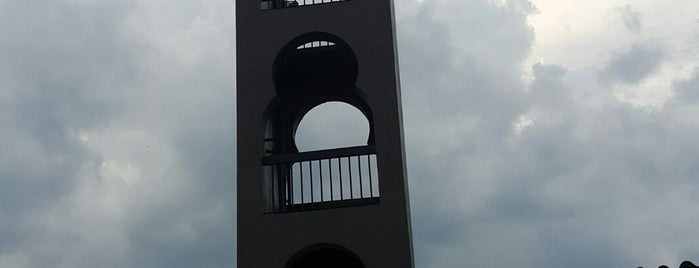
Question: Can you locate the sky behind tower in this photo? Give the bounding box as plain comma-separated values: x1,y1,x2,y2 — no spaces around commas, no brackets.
1,0,698,267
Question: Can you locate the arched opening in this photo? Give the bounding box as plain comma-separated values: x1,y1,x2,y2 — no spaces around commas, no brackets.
273,32,359,101
285,244,365,268
295,101,369,152
261,32,380,213
266,32,373,154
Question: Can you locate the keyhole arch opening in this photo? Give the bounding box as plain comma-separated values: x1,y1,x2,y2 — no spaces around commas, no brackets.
294,101,370,152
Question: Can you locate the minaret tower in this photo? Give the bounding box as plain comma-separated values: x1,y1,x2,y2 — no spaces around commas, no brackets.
236,0,414,267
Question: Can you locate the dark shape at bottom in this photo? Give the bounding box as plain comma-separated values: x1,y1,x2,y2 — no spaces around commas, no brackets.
680,261,699,268
285,244,364,268
643,261,698,268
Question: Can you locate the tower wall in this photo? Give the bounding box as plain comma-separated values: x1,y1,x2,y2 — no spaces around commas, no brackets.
236,1,413,267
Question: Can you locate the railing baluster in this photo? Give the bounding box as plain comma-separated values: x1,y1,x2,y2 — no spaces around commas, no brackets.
348,157,353,199
358,155,363,198
339,157,343,200
300,162,304,204
275,166,280,212
318,160,323,202
368,155,373,197
270,167,275,212
287,164,292,209
309,161,314,203
328,158,333,201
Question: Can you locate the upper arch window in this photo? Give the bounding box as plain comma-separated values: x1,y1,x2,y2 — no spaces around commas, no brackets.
260,0,350,10
297,41,336,50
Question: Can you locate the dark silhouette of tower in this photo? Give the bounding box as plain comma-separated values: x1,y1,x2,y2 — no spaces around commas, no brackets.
236,0,414,267
638,261,698,268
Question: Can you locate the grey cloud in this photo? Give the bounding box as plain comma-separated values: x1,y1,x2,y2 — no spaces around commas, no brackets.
600,43,664,84
398,0,540,266
398,1,699,268
398,0,534,144
615,4,642,33
0,1,137,266
528,63,570,109
674,68,699,103
1,0,236,267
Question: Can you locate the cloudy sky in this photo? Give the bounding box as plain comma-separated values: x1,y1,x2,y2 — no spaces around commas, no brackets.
1,0,698,267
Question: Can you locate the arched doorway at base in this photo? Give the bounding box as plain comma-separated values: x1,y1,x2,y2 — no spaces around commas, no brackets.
285,243,365,268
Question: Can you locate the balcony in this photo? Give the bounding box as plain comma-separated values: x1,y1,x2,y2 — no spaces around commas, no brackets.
260,0,350,11
261,145,380,213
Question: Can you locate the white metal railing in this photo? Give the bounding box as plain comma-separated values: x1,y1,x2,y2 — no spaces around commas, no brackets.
260,0,349,11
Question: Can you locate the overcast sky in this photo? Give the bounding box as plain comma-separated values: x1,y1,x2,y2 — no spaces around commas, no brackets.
1,0,699,267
